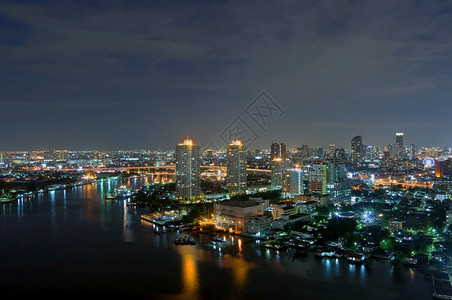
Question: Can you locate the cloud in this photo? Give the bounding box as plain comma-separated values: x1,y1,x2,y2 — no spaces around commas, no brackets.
0,0,452,149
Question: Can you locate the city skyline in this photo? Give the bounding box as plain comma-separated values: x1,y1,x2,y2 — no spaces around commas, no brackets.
1,1,452,150
0,131,450,152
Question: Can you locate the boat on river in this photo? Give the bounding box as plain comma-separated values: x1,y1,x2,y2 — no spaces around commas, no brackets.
175,235,196,245
0,196,16,204
115,185,132,199
105,192,117,199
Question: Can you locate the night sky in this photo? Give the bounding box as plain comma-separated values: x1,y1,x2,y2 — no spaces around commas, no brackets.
1,0,451,151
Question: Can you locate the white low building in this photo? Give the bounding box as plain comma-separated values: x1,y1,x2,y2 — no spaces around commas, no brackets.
214,199,269,233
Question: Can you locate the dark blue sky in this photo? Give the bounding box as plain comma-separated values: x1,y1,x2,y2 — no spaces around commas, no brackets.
1,0,451,151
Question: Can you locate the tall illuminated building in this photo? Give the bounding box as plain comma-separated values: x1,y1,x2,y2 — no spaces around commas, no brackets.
436,159,452,178
226,139,247,195
282,168,304,196
309,158,350,204
409,144,416,160
395,132,404,159
175,138,202,202
309,159,328,194
271,142,287,160
300,144,309,159
351,135,363,165
328,144,336,158
271,158,291,188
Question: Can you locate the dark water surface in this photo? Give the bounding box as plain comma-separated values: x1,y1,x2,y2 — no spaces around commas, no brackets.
0,176,432,299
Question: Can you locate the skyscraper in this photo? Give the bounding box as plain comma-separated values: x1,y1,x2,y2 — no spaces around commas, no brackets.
282,168,304,196
409,143,416,160
271,142,287,160
271,158,291,188
396,132,404,146
309,159,328,195
226,139,247,195
395,132,404,159
300,144,309,159
309,158,350,203
328,144,336,158
175,138,202,202
351,135,362,165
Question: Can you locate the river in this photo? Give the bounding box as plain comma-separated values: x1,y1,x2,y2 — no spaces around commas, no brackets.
0,175,432,299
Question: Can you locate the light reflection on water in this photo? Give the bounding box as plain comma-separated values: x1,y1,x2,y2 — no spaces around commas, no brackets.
0,175,433,299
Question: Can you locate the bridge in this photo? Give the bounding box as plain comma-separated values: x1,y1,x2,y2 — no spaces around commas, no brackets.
374,179,433,188
57,165,271,175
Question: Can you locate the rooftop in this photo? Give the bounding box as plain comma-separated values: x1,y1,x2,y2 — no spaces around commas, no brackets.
218,200,261,208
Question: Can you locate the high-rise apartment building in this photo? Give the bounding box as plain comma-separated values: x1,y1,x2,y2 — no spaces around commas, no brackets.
271,142,287,160
395,133,405,159
226,140,247,195
271,158,291,188
282,168,304,196
351,135,363,165
300,144,309,159
175,138,202,202
309,158,350,203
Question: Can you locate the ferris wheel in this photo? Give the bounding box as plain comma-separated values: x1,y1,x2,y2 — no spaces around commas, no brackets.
422,157,435,168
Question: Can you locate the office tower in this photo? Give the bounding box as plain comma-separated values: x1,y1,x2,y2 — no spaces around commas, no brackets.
309,159,328,194
0,152,4,164
395,133,404,159
175,138,202,202
396,132,404,146
226,139,247,195
271,142,287,160
282,168,304,196
334,148,346,161
351,135,363,165
328,144,336,157
409,144,416,160
300,144,309,159
436,159,452,178
315,147,324,158
295,147,303,166
271,158,291,188
309,158,350,203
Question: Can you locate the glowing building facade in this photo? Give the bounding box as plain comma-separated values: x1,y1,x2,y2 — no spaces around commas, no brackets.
226,140,247,195
175,138,202,202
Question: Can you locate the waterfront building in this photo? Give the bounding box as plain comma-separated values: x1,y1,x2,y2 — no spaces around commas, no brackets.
247,213,273,234
214,199,269,233
226,139,247,195
175,138,202,202
271,213,310,230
